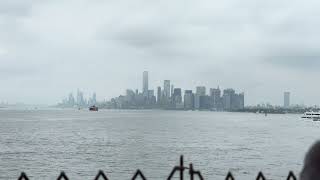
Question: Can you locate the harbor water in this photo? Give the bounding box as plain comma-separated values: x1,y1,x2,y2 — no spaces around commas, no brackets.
0,109,318,179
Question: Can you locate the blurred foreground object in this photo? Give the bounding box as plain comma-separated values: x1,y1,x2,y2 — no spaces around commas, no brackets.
301,141,320,180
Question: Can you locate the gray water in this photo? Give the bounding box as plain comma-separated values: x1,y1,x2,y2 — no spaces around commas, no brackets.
0,109,319,180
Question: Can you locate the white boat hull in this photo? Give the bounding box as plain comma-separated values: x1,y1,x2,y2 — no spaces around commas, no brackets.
302,112,320,121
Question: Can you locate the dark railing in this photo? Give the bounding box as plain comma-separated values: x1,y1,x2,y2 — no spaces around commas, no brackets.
17,155,297,180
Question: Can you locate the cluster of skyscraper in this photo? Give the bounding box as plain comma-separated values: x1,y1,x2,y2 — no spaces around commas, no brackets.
108,71,245,111
60,89,97,108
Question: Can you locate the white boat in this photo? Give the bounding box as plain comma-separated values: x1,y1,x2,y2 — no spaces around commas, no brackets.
302,112,320,121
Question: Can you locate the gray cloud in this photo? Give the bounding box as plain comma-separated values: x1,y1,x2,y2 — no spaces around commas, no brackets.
0,0,320,105
262,47,320,70
104,26,175,48
0,0,34,17
265,56,320,70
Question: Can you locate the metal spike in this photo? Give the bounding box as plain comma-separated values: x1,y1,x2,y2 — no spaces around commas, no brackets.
256,172,266,180
57,171,69,180
132,169,147,180
225,172,235,180
94,170,109,180
287,171,297,180
18,172,29,180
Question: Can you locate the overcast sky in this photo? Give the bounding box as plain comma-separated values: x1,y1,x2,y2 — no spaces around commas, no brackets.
0,0,320,106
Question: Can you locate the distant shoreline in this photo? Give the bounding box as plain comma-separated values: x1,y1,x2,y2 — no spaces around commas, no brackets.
53,105,312,114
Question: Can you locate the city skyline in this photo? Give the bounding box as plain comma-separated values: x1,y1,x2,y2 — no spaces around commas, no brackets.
59,71,245,111
0,69,313,107
58,71,313,112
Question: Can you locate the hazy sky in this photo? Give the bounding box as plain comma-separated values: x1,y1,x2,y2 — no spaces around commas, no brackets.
0,0,320,105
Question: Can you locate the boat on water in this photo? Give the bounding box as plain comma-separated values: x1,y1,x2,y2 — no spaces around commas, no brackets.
301,112,320,121
89,105,98,111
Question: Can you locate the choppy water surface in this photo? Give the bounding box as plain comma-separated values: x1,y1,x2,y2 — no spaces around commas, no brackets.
0,109,319,180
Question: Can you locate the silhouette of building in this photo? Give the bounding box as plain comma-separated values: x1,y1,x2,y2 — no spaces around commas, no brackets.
210,87,221,110
222,89,244,111
234,93,244,110
125,89,136,108
184,90,194,110
143,71,148,97
148,90,156,105
77,89,85,107
68,93,75,106
163,80,171,105
284,92,290,108
195,86,206,109
157,86,162,104
199,95,211,110
172,88,182,104
171,85,174,97
89,92,97,106
222,89,234,111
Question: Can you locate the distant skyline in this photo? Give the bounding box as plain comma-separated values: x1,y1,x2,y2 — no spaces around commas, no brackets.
0,0,320,106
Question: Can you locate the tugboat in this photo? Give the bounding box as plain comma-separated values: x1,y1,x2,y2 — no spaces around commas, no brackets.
89,105,98,111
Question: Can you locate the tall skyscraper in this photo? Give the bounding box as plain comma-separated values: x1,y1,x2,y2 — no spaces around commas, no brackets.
157,86,161,104
143,71,148,96
222,89,235,111
184,90,194,110
163,80,170,98
172,88,182,104
210,87,221,108
171,85,174,97
195,86,206,109
284,92,290,108
238,93,244,109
